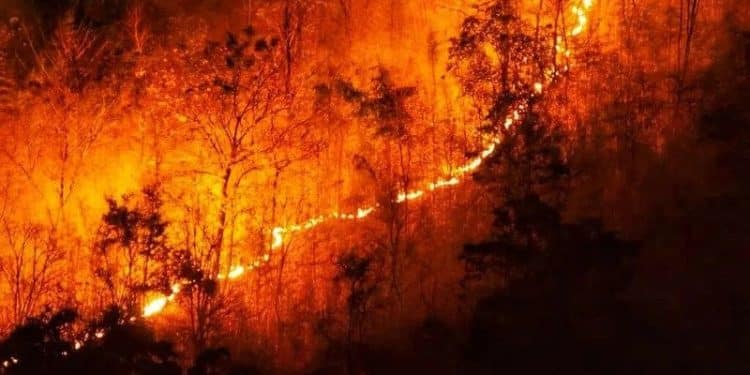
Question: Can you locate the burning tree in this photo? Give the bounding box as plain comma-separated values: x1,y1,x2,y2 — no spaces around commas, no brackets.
94,186,171,312
336,69,420,305
154,25,325,352
178,27,322,274
449,0,550,128
94,186,208,319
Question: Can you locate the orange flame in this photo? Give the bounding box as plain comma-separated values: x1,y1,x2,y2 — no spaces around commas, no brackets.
139,0,597,320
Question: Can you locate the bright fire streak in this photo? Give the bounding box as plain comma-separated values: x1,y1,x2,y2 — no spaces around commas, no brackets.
429,177,460,190
534,82,543,94
271,227,285,249
397,190,424,203
357,206,376,218
137,0,597,321
143,297,169,317
481,143,496,158
142,283,182,317
571,8,587,36
218,265,246,280
570,0,594,36
228,266,245,278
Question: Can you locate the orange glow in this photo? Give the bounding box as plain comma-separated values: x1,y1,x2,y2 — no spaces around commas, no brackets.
141,283,182,317
126,0,597,321
142,296,169,317
0,0,603,367
534,82,544,94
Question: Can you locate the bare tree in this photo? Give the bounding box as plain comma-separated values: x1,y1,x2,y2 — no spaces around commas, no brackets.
171,28,323,351
125,1,151,55
449,0,547,128
0,218,64,326
334,69,420,310
335,250,379,374
10,13,114,228
677,0,700,100
182,28,321,275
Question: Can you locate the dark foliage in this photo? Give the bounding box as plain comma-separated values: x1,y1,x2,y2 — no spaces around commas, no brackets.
337,68,416,139
0,306,180,375
461,194,639,373
0,307,263,375
188,347,262,375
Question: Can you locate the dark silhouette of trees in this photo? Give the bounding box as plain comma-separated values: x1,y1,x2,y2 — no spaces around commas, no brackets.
71,306,181,375
462,195,639,373
336,69,419,305
449,0,547,128
476,101,569,205
94,186,209,317
0,306,181,375
188,346,261,375
460,79,638,373
95,186,171,310
334,250,379,375
0,308,77,375
0,306,263,375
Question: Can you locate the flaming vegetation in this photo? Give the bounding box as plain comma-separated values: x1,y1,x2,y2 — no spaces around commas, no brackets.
0,0,749,373
136,0,596,321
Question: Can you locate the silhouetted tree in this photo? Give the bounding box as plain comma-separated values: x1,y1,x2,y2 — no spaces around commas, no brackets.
477,101,569,205
449,0,548,128
94,185,208,318
0,306,181,375
95,186,172,311
188,346,261,375
334,250,378,374
462,193,639,373
336,69,418,305
0,307,77,375
71,306,181,375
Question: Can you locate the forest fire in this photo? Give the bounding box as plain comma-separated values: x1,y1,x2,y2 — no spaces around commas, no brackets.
136,0,595,320
1,0,747,373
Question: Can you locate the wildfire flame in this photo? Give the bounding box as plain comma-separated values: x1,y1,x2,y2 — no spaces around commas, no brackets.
138,0,597,320
0,2,598,369
571,0,594,36
139,102,525,318
142,283,182,317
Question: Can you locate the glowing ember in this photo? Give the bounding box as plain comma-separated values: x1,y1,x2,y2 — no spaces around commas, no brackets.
429,177,460,190
571,0,594,36
143,296,169,317
534,82,543,94
396,190,425,203
357,206,376,218
227,265,245,279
